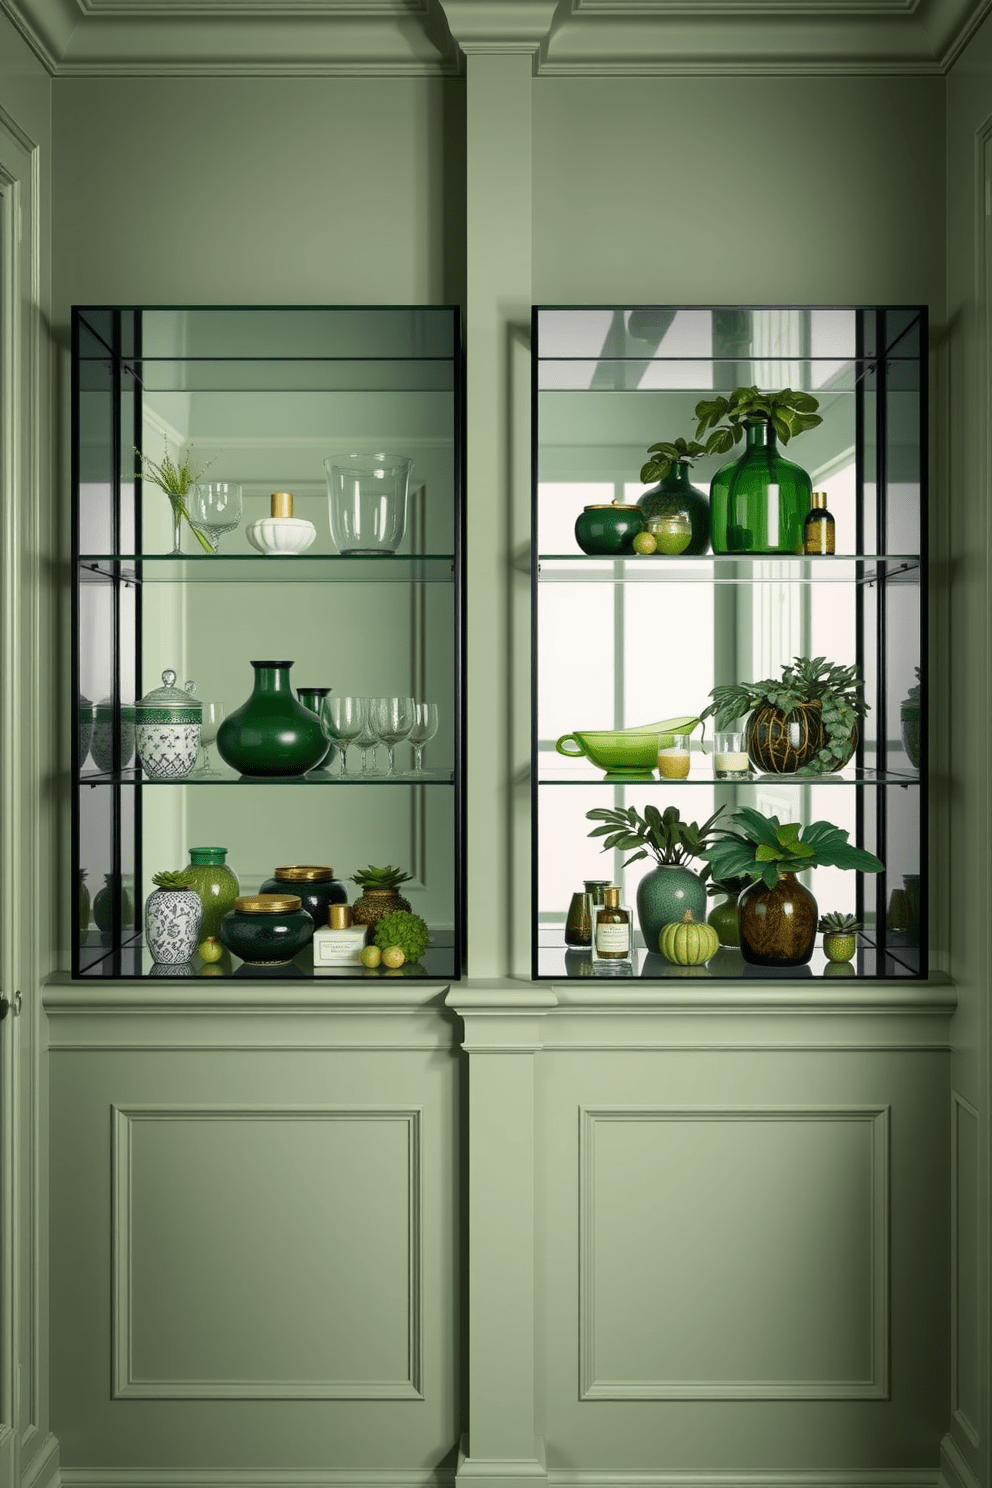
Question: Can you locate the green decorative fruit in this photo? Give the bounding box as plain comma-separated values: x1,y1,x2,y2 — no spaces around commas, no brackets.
361,945,382,969
373,909,430,963
198,936,223,963
382,947,405,968
632,530,657,555
658,909,719,966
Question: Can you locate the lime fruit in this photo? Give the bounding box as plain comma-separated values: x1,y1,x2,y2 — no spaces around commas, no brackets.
360,945,382,968
198,936,223,963
631,530,657,555
381,946,405,968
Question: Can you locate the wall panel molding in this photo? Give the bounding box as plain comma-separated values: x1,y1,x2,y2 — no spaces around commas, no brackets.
110,1104,422,1399
578,1105,889,1400
950,1090,981,1450
60,1474,457,1488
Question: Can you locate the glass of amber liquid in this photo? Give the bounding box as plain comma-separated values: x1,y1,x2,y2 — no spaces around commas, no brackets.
657,733,691,779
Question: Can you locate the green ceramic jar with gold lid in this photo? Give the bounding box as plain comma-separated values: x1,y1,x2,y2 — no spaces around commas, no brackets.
574,501,644,556
259,864,348,930
219,894,314,965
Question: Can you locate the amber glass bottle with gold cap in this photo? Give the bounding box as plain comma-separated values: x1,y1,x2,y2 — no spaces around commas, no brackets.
803,490,836,554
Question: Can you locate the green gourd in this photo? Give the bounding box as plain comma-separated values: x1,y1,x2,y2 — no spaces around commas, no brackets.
659,909,720,966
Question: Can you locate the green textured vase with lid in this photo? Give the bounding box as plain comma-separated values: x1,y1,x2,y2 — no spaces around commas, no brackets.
217,660,327,777
709,421,811,554
637,462,710,554
180,846,240,942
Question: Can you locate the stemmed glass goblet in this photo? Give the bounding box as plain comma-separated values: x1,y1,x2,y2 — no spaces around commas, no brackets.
189,482,243,553
370,695,415,778
405,702,439,776
196,702,226,777
321,695,366,777
353,699,382,777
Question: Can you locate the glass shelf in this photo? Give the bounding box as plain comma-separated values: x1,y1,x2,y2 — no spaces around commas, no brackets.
76,929,458,981
78,357,456,395
536,932,919,982
536,556,920,585
536,764,919,786
79,554,456,585
80,769,455,787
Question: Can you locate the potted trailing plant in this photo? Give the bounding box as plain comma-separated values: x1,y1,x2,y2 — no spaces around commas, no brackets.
692,385,822,554
637,437,722,555
700,655,867,776
585,803,724,952
133,442,217,556
699,806,883,967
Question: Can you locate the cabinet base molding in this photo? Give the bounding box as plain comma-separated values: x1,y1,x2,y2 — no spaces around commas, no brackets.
59,1473,456,1488
939,1436,983,1488
455,1436,547,1488
21,1434,61,1488
548,1476,939,1488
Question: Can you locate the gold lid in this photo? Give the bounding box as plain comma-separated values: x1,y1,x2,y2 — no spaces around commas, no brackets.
271,491,294,518
328,904,353,929
811,491,829,508
233,893,302,914
603,886,621,907
583,502,641,512
274,864,334,882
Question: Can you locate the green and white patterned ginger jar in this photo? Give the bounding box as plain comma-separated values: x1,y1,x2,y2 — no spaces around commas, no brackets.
135,670,202,780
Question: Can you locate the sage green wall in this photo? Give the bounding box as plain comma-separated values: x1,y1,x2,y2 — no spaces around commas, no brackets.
944,14,992,1484
532,74,945,309
52,76,464,313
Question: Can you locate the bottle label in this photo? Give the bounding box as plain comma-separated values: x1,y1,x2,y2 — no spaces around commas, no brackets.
596,922,630,953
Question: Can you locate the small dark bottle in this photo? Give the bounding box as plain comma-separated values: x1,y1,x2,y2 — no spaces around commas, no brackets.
803,491,835,555
593,886,631,961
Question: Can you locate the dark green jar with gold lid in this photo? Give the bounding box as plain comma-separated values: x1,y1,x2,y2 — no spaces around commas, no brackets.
258,864,348,930
219,894,314,965
574,501,644,556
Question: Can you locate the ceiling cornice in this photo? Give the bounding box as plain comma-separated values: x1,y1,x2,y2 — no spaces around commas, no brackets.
1,0,988,75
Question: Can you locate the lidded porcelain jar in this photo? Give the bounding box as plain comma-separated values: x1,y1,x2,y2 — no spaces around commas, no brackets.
135,670,202,780
259,864,348,929
219,894,315,966
91,697,136,772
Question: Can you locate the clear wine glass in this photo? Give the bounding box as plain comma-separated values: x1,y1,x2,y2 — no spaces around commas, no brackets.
321,695,366,777
353,699,381,777
405,701,439,776
196,702,226,776
189,482,243,552
370,695,415,778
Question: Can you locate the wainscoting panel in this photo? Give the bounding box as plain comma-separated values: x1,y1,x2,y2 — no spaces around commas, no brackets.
111,1104,422,1399
578,1106,888,1400
951,1091,981,1449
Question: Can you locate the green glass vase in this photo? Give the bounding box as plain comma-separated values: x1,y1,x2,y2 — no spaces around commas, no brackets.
217,660,327,777
180,846,240,942
710,421,811,554
637,462,710,555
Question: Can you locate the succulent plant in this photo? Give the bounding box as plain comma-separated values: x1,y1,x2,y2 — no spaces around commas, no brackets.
373,909,430,963
351,863,414,890
817,911,861,933
151,870,194,890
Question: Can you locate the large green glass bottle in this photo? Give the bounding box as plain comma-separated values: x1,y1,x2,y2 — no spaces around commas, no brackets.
709,421,811,554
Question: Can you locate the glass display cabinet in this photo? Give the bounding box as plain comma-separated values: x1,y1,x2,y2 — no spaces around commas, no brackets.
532,305,926,981
72,306,463,979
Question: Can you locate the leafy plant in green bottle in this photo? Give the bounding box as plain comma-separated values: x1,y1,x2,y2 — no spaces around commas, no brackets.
637,438,721,556
693,386,822,554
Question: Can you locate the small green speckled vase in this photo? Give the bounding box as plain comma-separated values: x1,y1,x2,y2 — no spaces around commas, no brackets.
217,661,327,777
219,894,315,965
180,846,240,942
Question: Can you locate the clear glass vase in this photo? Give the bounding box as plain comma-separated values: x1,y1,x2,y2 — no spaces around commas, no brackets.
324,453,413,556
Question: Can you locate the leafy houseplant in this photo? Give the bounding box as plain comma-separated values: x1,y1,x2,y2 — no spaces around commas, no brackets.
133,443,216,556
699,806,883,968
692,386,822,555
585,803,725,953
700,655,867,776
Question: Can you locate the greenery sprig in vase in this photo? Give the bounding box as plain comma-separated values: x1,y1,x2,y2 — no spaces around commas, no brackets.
133,443,216,555
700,655,868,776
693,385,822,451
637,437,717,555
585,803,725,952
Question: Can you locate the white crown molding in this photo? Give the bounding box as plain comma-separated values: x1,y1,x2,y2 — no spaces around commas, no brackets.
1,0,989,75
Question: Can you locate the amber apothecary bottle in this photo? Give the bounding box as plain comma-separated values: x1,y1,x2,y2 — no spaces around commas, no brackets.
592,886,631,961
803,491,835,554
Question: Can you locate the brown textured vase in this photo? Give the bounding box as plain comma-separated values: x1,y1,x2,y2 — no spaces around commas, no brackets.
351,886,412,941
738,872,818,967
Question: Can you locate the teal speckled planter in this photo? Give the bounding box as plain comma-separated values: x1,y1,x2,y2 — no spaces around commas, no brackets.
219,894,315,965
